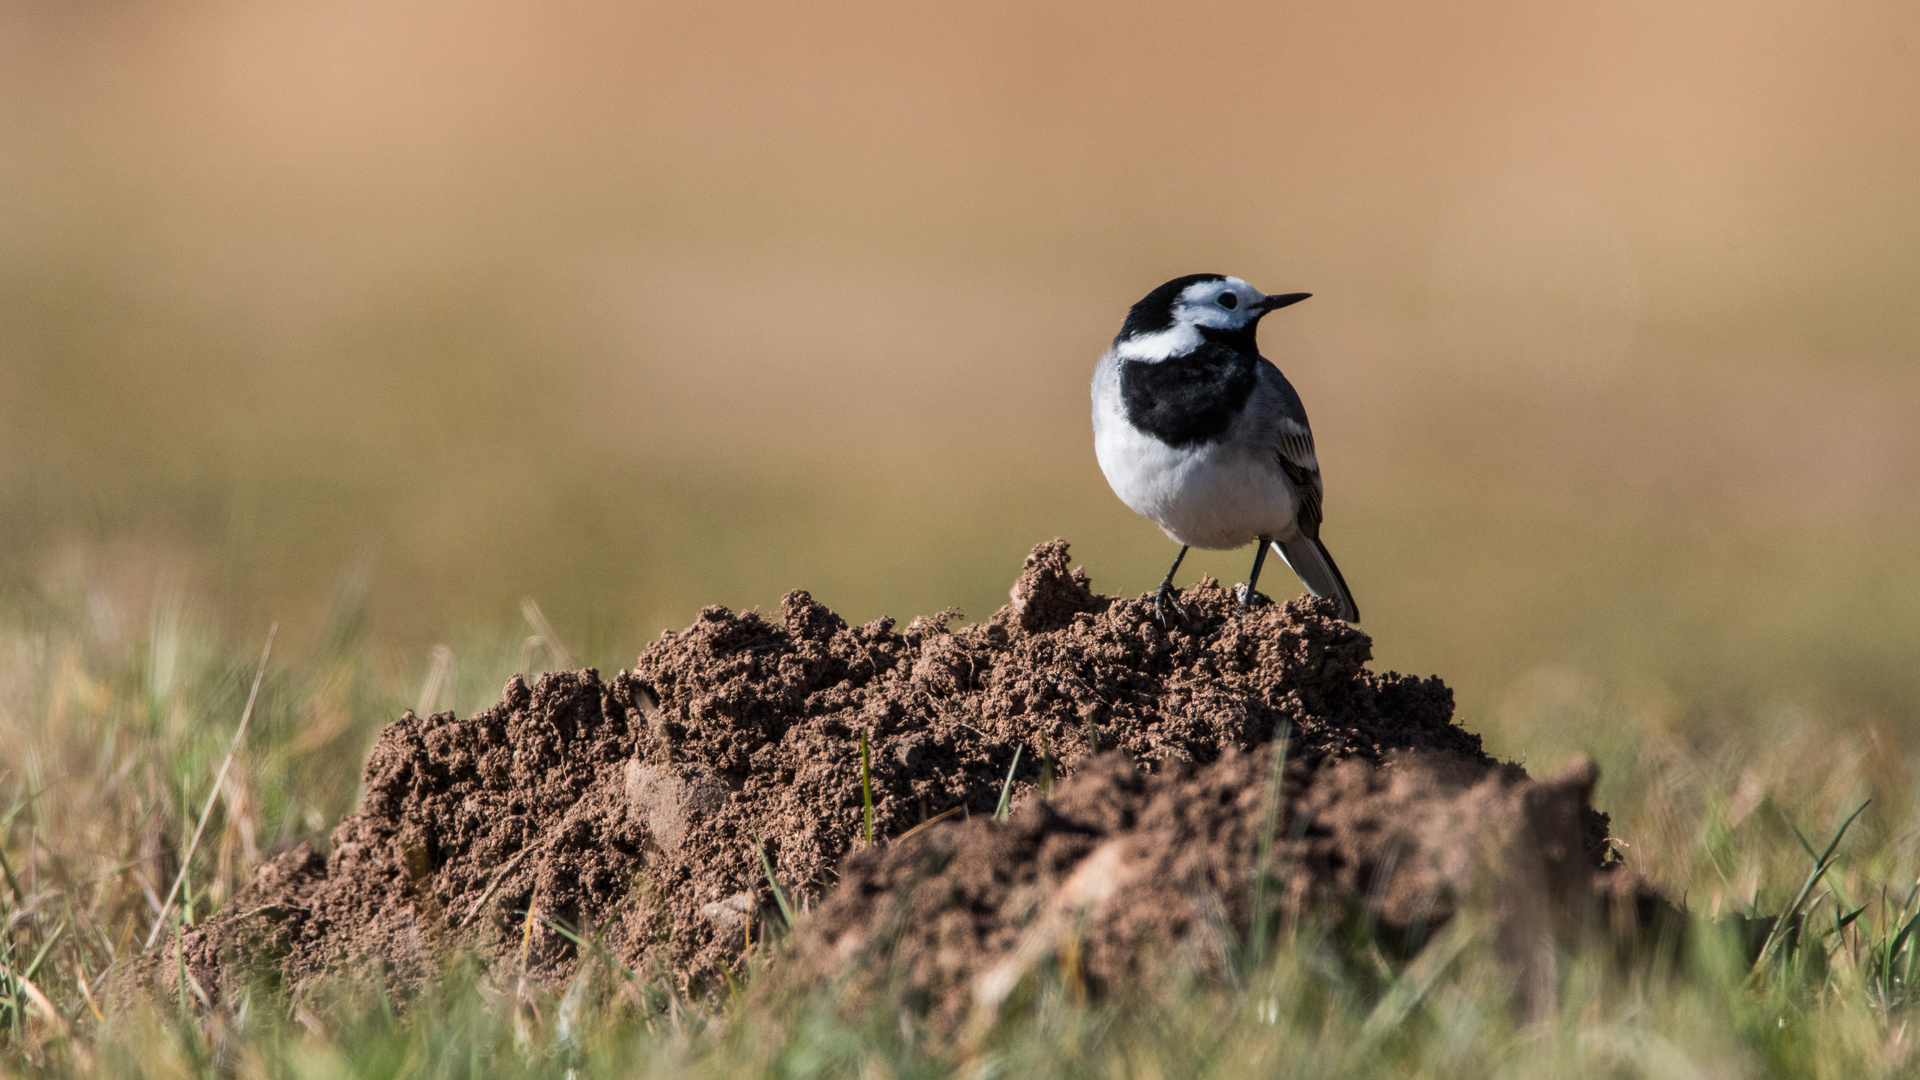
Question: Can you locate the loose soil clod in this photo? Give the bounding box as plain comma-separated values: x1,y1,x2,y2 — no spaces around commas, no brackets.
126,539,1654,1014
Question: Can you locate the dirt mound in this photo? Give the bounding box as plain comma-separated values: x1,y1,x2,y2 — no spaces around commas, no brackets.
128,539,1629,1010
793,749,1657,1037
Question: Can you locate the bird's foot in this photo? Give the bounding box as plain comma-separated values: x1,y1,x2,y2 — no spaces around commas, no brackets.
1153,582,1187,627
1234,584,1270,612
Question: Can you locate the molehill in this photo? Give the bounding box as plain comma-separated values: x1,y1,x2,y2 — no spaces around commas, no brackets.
128,540,1663,1016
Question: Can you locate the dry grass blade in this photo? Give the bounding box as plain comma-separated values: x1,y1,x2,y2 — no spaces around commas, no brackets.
891,805,963,845
416,644,455,717
518,878,543,973
143,623,277,951
458,844,538,929
1247,724,1293,968
860,730,874,848
520,600,574,671
0,960,59,1029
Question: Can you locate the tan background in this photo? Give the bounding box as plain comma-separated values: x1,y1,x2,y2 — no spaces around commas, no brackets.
2,0,1916,766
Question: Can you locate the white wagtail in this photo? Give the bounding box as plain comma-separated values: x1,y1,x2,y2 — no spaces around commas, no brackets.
1091,273,1360,625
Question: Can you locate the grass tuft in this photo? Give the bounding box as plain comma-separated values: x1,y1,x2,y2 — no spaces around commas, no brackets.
143,624,277,952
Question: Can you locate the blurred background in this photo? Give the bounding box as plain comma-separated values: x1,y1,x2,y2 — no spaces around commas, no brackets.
0,0,1915,782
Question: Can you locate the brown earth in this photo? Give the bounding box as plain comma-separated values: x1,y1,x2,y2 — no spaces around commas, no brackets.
126,539,1656,1014
792,750,1655,1038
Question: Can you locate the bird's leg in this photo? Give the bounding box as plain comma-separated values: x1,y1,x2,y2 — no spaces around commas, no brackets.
1239,535,1274,611
1153,545,1190,626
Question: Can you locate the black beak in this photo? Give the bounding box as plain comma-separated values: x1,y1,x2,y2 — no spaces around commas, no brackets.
1258,292,1311,313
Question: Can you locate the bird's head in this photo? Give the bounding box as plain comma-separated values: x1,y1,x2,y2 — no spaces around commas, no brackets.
1112,273,1310,360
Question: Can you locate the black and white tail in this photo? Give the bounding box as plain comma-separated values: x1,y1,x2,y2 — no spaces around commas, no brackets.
1273,535,1360,624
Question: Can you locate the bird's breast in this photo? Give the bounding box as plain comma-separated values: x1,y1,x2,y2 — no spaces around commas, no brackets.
1092,427,1299,549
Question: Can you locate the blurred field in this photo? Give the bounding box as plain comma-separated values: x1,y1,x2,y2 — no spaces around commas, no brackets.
0,0,1918,1072
3,0,1918,735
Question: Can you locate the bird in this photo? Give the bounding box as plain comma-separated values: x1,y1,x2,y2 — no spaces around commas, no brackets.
1091,273,1359,625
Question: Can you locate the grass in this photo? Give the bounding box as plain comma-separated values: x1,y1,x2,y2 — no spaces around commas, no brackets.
0,576,1918,1077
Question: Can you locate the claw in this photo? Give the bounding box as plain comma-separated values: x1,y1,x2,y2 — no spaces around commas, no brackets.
1234,584,1268,612
1154,583,1187,627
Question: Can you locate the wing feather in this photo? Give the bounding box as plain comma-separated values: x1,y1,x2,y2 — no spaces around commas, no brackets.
1275,429,1323,536
1253,358,1328,538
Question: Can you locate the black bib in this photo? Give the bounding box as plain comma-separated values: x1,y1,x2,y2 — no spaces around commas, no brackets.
1118,341,1258,449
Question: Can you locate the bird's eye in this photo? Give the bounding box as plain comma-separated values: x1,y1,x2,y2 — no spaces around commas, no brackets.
1217,292,1239,310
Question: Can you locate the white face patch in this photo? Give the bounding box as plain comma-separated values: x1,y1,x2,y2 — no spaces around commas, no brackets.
1112,322,1204,361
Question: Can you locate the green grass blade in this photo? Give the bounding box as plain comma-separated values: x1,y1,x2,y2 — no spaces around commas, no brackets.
1753,799,1871,973
1357,920,1474,1048
539,914,647,987
995,746,1023,822
21,920,63,982
755,841,796,929
1833,903,1868,950
1888,910,1920,970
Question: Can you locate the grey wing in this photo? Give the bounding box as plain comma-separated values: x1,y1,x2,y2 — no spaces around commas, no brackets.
1255,358,1360,622
1254,360,1325,537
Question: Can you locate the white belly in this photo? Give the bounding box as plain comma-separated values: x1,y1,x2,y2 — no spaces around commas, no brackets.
1093,409,1298,550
